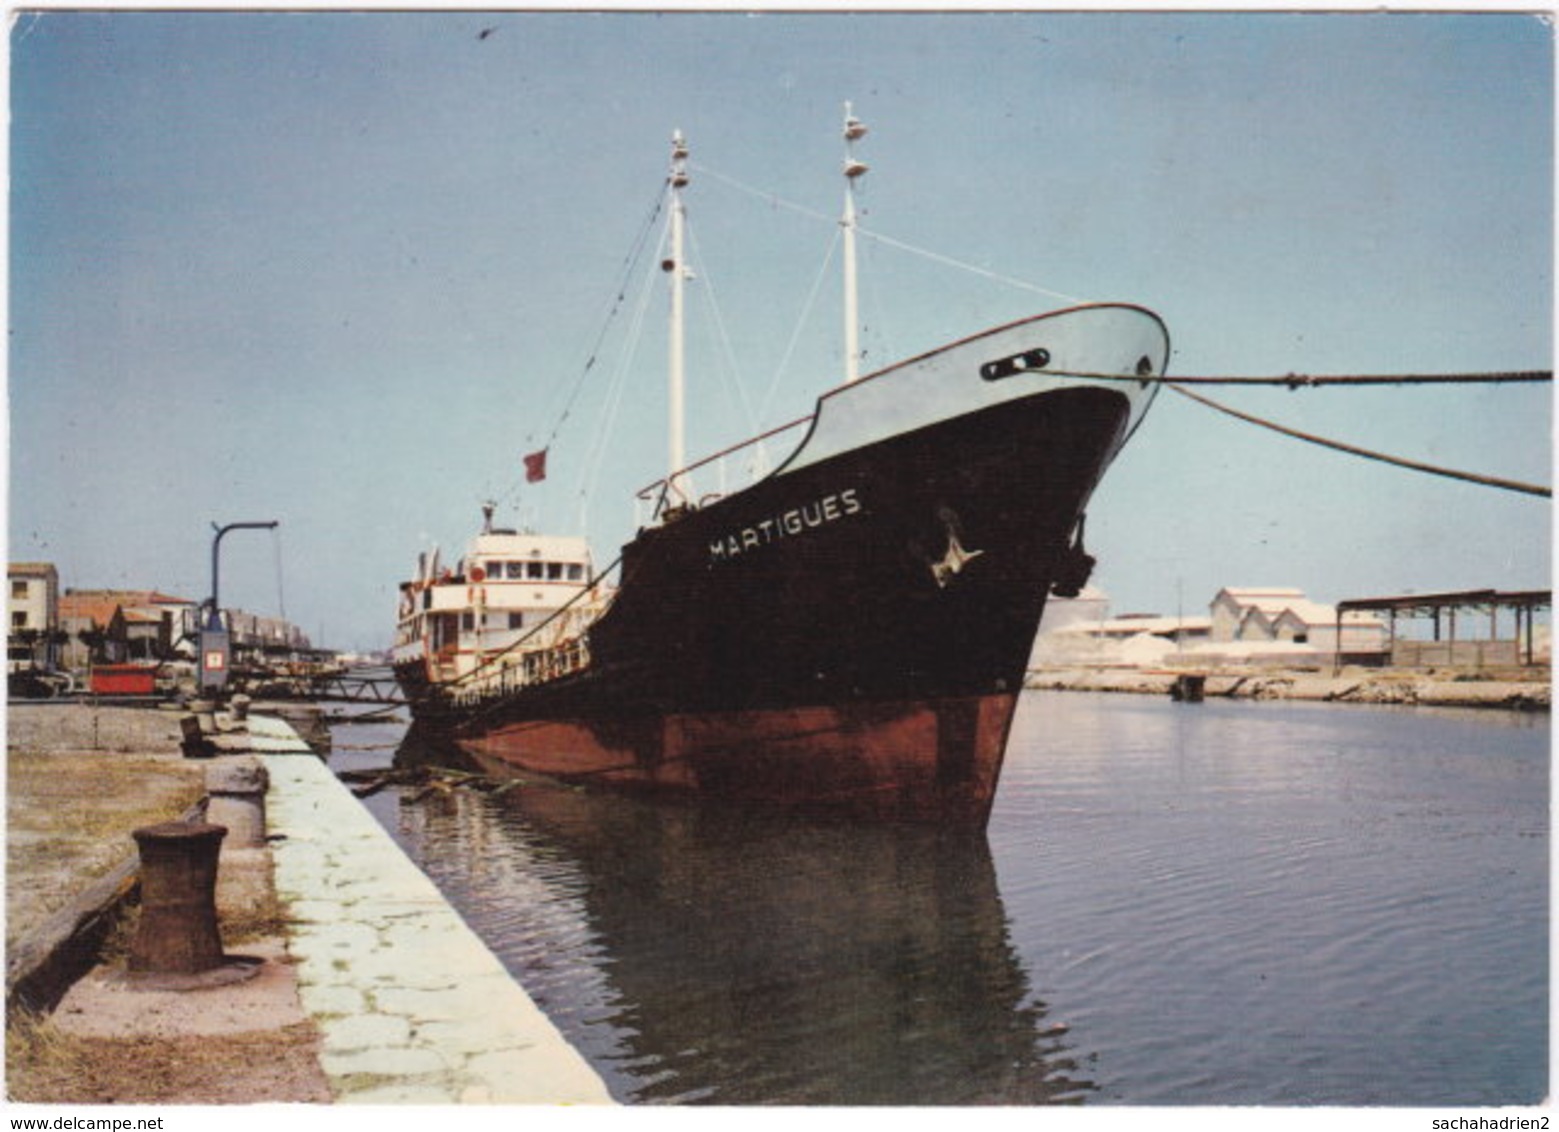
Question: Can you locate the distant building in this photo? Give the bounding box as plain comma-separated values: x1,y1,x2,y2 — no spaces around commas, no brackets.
226,609,311,654
59,589,200,668
1207,586,1388,663
1059,613,1213,644
1210,587,1305,641
1032,586,1212,667
51,584,316,673
1035,586,1111,633
1032,584,1390,670
1270,603,1388,655
8,562,60,670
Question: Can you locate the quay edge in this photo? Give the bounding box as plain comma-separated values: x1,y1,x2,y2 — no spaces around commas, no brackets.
7,702,613,1105
262,744,615,1104
1025,666,1551,710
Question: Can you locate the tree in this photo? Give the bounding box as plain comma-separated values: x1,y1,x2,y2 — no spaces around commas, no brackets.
76,626,108,664
8,628,41,667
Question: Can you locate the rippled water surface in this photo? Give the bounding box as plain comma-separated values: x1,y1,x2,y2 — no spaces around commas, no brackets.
330,691,1547,1105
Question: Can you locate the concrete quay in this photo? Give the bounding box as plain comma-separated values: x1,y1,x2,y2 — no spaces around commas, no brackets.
7,703,613,1105
264,744,612,1104
1025,664,1551,710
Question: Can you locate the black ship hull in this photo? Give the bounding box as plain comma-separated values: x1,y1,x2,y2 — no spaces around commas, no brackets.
396,303,1168,824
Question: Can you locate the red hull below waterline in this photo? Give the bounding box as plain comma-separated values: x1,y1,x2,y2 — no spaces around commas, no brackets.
457,692,1019,824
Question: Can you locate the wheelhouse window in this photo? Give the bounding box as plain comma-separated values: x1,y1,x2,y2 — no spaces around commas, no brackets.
547,562,563,581
566,563,585,581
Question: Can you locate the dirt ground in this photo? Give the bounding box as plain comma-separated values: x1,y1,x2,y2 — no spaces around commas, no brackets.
10,1015,329,1105
6,703,333,1104
11,934,332,1104
6,705,203,950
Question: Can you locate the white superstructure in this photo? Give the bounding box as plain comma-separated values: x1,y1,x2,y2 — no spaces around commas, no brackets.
393,507,610,691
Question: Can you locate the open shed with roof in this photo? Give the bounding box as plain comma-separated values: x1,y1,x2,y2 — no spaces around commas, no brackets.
1334,589,1550,669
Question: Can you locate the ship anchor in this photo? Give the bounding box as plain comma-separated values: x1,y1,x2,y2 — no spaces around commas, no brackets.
1049,515,1096,598
930,524,986,589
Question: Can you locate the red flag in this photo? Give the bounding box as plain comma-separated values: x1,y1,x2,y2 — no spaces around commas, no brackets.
523,448,548,484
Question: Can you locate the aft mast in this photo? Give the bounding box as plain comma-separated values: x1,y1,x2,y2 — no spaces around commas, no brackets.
667,130,690,495
841,103,869,385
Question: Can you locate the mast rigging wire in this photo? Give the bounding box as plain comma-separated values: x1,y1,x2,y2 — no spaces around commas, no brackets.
856,226,1086,306
757,228,841,426
493,183,668,517
519,161,1552,512
685,219,764,450
573,210,668,527
539,184,666,443
693,161,1549,390
693,160,1086,306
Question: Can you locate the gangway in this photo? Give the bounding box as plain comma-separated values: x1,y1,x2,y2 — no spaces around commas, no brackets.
307,666,408,706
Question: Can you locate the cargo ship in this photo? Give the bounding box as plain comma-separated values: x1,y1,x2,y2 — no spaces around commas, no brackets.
393,111,1167,824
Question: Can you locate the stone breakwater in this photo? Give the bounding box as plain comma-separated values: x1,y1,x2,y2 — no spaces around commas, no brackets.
1025,667,1551,711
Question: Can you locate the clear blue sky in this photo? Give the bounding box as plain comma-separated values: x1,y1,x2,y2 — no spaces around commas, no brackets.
9,8,1552,652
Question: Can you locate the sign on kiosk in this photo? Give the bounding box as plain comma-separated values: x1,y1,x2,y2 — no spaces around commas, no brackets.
199,622,230,690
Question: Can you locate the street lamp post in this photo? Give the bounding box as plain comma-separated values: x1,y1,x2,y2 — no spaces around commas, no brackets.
199,520,278,693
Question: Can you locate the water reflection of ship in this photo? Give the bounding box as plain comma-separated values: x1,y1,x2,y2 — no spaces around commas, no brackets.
394,725,1096,1104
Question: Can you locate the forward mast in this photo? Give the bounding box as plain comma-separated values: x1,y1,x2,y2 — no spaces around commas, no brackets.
660,104,870,504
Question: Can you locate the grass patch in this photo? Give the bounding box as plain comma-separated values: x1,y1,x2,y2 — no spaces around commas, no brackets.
7,750,203,949
223,887,293,944
6,1010,330,1104
5,1008,90,1101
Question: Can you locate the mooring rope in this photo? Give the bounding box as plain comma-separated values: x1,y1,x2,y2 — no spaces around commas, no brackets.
1052,369,1551,388
1167,381,1551,498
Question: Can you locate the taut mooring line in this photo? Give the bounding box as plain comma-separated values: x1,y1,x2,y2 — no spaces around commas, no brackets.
1168,382,1551,498
1051,369,1551,387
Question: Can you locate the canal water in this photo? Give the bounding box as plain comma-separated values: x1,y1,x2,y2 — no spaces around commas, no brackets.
327,691,1548,1106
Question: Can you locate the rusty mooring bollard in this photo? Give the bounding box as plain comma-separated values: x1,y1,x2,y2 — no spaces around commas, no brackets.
205,758,268,848
179,713,216,759
188,698,218,733
128,821,228,976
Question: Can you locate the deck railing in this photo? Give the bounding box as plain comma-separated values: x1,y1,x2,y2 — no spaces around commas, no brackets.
450,634,592,708
635,412,814,526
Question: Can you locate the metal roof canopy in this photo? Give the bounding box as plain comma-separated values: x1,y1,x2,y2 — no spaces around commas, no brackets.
1334,589,1550,670
1337,589,1551,617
